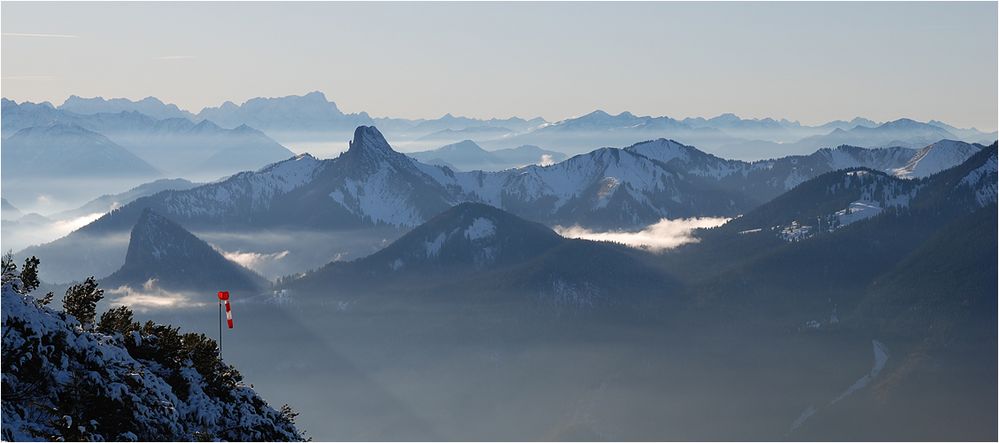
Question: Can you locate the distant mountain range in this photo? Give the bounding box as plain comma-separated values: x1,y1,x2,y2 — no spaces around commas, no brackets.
1,98,295,178
50,178,200,221
1,123,160,180
415,126,514,143
407,140,566,171
13,92,993,162
196,91,374,135
16,125,989,283
59,94,196,120
402,113,546,136
492,110,996,158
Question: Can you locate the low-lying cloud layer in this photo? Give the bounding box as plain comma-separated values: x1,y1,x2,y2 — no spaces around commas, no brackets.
1,212,105,252
107,278,206,312
556,217,730,253
220,249,290,273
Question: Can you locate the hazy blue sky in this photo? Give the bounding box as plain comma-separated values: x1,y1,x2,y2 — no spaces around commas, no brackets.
2,2,996,130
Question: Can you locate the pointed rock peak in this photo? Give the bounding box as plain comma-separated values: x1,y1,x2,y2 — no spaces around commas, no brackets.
709,113,741,123
232,123,261,134
193,119,221,131
128,209,209,262
135,207,170,228
61,95,87,105
441,140,484,152
348,125,395,155
126,210,192,256
584,109,611,118
304,90,327,100
110,208,266,291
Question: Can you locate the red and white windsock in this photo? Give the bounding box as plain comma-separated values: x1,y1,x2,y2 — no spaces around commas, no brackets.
218,291,233,329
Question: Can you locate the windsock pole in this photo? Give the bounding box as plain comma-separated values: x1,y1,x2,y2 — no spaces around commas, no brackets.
218,301,223,358
217,291,230,358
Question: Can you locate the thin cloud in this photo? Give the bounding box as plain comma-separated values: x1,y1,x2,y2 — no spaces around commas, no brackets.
555,217,730,253
2,75,56,81
2,32,79,38
107,278,206,312
153,55,196,60
219,249,290,272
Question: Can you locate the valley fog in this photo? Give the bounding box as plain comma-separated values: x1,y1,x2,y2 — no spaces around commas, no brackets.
129,289,995,441
2,5,996,437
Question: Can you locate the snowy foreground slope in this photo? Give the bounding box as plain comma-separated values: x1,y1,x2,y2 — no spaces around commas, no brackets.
1,283,303,441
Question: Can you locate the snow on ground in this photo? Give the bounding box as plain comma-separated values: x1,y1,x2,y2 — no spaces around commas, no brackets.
894,140,979,179
1,283,301,441
787,405,817,435
464,217,496,241
957,152,998,207
593,177,620,209
830,340,889,405
329,167,425,227
424,232,447,258
835,200,883,226
786,340,889,436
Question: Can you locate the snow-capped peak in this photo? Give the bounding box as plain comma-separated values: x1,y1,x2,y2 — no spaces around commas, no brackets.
625,138,692,164
894,139,980,179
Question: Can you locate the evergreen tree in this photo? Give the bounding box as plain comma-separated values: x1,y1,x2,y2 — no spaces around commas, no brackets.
63,277,104,329
97,305,137,335
2,251,53,304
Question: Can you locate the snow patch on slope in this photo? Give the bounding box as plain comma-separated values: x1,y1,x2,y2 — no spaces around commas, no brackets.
164,153,325,217
329,166,425,226
835,201,883,226
831,340,889,404
894,140,979,179
464,217,496,241
957,152,998,207
425,232,447,258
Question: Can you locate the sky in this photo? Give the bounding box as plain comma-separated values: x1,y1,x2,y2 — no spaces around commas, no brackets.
2,2,997,130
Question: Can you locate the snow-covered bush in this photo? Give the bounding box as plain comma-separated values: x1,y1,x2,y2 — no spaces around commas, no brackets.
1,257,304,441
